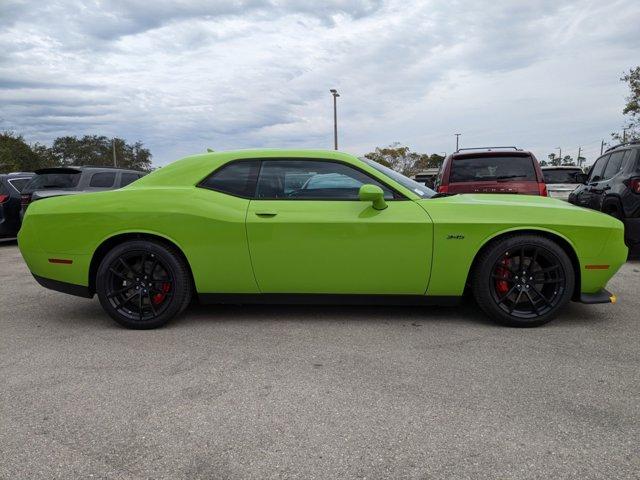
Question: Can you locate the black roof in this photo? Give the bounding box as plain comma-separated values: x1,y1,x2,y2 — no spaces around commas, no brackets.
451,146,532,158
0,172,35,179
604,140,640,153
34,166,144,175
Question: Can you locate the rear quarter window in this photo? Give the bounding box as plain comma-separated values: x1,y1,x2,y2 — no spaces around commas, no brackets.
450,156,536,183
89,172,116,188
199,160,260,198
120,173,142,187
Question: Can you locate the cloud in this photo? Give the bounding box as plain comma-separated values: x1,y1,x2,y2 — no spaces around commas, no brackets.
0,0,638,165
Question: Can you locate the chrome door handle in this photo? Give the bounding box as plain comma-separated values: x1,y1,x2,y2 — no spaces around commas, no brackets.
255,212,277,217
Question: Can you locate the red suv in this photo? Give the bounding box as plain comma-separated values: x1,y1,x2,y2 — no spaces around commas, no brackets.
435,147,548,196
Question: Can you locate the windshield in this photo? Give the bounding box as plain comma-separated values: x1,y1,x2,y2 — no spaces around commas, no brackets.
361,158,435,198
542,169,582,184
450,155,536,183
23,172,81,193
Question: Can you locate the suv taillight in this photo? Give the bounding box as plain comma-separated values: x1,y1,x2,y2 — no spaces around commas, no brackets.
0,194,9,204
21,194,32,207
626,177,640,194
437,185,449,193
538,183,548,196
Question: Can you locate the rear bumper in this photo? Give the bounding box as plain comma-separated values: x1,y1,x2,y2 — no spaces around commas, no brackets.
624,217,640,245
32,274,94,298
577,288,616,305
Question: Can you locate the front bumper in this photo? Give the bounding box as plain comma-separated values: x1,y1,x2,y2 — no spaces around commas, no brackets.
578,288,616,305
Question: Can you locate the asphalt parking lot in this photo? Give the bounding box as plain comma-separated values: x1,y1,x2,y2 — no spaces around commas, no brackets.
1,241,639,479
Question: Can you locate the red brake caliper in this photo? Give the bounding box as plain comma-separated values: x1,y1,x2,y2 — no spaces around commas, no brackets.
495,257,510,294
152,282,171,305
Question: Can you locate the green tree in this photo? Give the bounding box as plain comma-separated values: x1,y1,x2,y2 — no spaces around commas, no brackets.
612,66,640,142
0,132,43,173
49,135,152,171
547,153,576,166
363,143,442,177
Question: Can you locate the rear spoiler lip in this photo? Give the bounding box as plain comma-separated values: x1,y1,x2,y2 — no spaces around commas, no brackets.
34,167,82,174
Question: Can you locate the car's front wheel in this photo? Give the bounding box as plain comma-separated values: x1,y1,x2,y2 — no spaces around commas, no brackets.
472,235,574,327
96,239,192,329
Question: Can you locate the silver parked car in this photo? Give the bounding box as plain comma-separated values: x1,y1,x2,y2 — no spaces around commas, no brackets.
541,166,584,201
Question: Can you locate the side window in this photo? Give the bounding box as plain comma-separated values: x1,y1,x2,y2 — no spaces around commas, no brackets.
602,151,625,180
120,173,140,187
199,160,260,198
255,160,395,200
89,172,116,188
589,155,609,182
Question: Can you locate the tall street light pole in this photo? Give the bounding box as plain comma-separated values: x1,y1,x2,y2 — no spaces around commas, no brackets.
454,133,461,152
330,89,340,150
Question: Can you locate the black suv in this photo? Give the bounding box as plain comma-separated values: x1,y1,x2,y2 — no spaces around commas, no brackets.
0,172,34,238
568,141,640,246
21,166,146,216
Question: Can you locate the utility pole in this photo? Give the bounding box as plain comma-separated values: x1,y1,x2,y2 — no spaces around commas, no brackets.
112,138,117,167
556,147,562,163
576,147,581,166
600,139,605,155
623,128,628,143
329,89,340,150
454,133,461,152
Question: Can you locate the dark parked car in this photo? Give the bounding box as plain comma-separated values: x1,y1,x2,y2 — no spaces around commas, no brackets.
21,166,146,216
435,147,547,196
0,172,34,238
568,141,640,246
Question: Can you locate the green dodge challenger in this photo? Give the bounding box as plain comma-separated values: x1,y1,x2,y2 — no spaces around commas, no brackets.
18,149,626,329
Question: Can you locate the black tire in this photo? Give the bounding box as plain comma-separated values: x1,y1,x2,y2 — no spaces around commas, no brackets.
471,235,574,327
96,240,192,329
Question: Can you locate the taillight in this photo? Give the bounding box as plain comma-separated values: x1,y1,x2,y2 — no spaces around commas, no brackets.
21,194,32,207
538,183,548,196
0,194,9,204
437,185,449,193
626,177,640,194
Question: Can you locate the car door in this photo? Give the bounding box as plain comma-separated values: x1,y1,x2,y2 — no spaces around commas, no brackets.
574,155,609,208
589,151,626,210
246,159,433,295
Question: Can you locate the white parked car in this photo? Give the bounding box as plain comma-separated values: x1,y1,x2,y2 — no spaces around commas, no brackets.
541,166,584,201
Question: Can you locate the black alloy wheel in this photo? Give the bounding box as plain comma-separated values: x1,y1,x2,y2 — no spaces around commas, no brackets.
472,235,574,327
96,240,192,329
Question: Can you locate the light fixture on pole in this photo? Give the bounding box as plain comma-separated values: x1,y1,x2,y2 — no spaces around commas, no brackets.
330,89,340,150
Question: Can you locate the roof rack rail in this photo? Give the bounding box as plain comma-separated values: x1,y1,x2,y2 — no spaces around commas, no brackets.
604,140,640,153
455,146,522,153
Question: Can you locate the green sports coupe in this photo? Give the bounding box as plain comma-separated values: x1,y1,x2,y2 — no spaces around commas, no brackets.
18,149,626,329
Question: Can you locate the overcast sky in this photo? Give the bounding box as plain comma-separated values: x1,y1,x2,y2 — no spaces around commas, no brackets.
1,0,639,166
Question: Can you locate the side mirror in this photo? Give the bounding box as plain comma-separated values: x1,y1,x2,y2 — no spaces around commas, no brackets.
575,173,588,184
359,184,387,210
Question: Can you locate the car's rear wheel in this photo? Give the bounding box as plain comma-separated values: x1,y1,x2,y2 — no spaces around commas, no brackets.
96,240,192,329
472,235,574,327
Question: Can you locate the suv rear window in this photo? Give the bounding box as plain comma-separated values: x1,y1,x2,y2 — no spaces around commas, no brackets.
450,156,536,183
542,169,582,184
23,172,81,193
